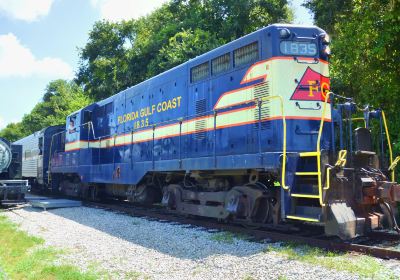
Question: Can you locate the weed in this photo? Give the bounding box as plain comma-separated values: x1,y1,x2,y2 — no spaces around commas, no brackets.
210,231,250,244
264,242,395,279
0,214,99,280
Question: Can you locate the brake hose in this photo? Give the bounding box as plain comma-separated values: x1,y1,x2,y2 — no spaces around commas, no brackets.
381,201,400,233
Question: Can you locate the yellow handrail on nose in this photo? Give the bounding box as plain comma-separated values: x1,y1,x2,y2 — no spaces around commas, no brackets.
382,111,395,181
316,91,333,206
260,95,289,190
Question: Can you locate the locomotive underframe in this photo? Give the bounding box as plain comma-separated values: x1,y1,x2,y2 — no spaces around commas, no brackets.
52,149,400,240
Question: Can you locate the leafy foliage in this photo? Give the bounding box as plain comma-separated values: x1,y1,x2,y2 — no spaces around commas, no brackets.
306,0,400,160
1,0,293,141
76,0,293,100
0,80,92,141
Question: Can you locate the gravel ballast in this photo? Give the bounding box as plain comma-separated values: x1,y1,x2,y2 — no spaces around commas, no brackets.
3,206,398,280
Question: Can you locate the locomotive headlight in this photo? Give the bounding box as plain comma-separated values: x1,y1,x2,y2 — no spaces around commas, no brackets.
279,28,291,39
321,33,330,44
322,45,331,56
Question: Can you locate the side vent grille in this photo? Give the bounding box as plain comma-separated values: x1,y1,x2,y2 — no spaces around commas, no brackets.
253,82,271,130
195,99,207,140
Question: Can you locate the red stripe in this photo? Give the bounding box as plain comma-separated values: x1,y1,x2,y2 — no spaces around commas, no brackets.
65,115,331,151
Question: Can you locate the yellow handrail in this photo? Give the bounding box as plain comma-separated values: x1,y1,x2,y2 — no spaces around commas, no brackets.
324,167,331,191
335,150,347,167
324,149,347,191
389,156,400,172
260,95,289,190
316,92,333,206
350,117,366,128
382,111,395,181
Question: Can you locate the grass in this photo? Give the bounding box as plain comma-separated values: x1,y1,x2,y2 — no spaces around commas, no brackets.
242,275,255,280
264,242,396,279
0,215,99,280
210,231,251,244
124,271,151,280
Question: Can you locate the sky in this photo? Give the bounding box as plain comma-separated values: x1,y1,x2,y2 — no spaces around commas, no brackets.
0,0,313,129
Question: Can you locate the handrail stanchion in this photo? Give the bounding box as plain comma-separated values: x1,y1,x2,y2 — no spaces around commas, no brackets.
130,130,134,169
98,137,102,165
152,125,156,170
330,94,335,154
257,99,262,165
179,119,182,169
316,91,333,206
213,111,217,168
87,123,90,149
382,111,395,181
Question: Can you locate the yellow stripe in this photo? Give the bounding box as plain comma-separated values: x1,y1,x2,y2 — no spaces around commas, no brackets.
286,215,319,222
299,151,319,157
65,106,261,152
241,61,268,84
295,172,319,176
291,193,319,198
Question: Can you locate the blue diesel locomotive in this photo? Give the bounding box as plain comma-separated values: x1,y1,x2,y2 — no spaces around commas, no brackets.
21,24,400,239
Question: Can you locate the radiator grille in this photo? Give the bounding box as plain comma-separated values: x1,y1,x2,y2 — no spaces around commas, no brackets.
253,82,271,130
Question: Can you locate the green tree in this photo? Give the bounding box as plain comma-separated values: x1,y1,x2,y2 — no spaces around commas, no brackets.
303,0,352,34
2,0,293,140
0,123,24,142
0,80,92,141
147,28,224,76
22,80,92,134
77,20,136,100
305,0,400,163
77,0,293,100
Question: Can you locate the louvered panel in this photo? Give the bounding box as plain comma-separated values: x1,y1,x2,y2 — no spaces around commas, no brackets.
212,53,230,75
234,42,259,67
195,99,207,140
191,62,209,83
253,82,271,130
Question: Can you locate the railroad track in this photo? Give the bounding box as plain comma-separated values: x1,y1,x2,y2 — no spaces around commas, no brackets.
83,200,400,261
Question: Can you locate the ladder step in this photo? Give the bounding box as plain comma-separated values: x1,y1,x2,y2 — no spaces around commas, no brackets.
286,214,320,222
291,193,319,199
299,151,320,157
295,172,319,176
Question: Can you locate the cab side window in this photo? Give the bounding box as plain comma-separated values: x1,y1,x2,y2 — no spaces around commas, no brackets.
68,115,77,134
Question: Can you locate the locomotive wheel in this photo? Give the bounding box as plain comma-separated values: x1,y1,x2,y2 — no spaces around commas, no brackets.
243,183,272,228
89,186,98,201
161,184,182,210
133,184,162,205
226,183,273,229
